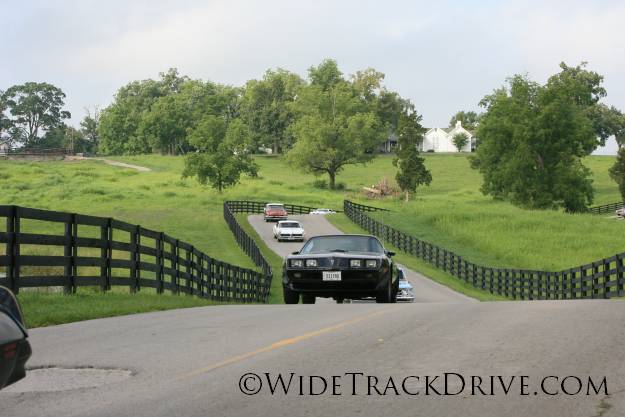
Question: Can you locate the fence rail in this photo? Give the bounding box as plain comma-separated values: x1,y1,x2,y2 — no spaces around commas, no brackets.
588,201,625,215
0,205,270,303
344,200,625,300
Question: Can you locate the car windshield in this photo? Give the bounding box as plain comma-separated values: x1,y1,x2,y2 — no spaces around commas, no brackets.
300,236,384,254
267,205,284,210
280,222,300,228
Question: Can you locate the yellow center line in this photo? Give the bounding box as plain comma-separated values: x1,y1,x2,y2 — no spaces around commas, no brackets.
175,307,397,381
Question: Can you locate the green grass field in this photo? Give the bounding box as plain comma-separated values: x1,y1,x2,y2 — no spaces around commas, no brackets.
0,153,622,324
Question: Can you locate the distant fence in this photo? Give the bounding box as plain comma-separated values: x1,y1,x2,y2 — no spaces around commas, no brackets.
344,200,625,300
588,201,624,215
2,148,69,156
0,205,270,303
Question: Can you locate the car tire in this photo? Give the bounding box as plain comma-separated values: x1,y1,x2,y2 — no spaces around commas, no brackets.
283,286,300,304
302,294,316,304
335,297,344,304
376,278,393,303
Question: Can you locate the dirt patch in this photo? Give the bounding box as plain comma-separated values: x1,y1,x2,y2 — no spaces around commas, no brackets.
66,156,151,172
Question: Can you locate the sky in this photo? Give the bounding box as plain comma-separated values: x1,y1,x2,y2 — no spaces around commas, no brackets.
1,0,623,154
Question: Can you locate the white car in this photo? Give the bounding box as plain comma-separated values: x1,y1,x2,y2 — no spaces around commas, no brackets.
273,220,306,242
309,208,336,215
616,207,625,218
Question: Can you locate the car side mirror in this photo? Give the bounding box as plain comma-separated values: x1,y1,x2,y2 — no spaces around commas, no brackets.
0,286,26,330
386,251,396,257
291,251,299,255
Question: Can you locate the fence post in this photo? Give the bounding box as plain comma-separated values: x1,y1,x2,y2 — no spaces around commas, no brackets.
171,239,178,295
614,254,624,297
601,258,610,299
592,261,600,299
6,206,17,293
130,226,139,293
100,219,111,293
156,233,164,294
186,246,193,294
64,214,75,295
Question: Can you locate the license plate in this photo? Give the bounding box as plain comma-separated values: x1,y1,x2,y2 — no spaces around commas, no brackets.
322,271,341,281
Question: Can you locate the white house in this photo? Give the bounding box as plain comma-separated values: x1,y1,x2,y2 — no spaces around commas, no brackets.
421,120,475,153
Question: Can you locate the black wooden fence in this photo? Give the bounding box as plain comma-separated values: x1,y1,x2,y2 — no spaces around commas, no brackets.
588,201,625,215
344,200,625,300
0,205,271,303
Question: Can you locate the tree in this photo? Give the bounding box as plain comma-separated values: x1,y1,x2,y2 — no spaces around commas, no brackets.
37,125,93,153
609,147,625,202
308,59,343,91
0,91,12,140
98,69,190,155
449,110,481,131
80,106,100,152
2,82,71,147
241,69,304,154
472,63,612,212
287,62,387,189
97,78,160,154
393,110,432,201
452,132,469,151
182,117,257,192
139,93,192,155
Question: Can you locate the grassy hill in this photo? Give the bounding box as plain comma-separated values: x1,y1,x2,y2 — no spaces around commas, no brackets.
1,153,622,324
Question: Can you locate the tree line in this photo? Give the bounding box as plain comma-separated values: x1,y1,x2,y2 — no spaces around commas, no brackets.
1,60,624,209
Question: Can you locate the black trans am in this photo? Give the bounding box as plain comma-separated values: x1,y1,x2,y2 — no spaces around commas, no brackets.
283,234,398,304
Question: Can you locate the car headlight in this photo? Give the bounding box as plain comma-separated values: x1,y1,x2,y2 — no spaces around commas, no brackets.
365,260,378,268
291,259,304,267
305,259,317,267
350,259,362,268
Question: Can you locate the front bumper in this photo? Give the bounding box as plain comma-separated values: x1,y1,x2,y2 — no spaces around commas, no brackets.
284,268,391,297
396,290,415,302
278,234,304,241
265,215,287,221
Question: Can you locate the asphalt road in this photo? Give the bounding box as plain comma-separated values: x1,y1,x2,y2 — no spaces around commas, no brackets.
247,214,473,303
2,215,625,416
2,302,625,417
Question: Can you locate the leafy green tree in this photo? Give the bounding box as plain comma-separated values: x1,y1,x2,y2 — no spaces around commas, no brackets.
609,147,625,202
449,110,481,131
139,93,192,155
0,91,11,140
308,59,343,91
393,110,432,201
287,62,387,189
2,82,71,147
242,69,304,154
452,132,470,151
98,78,161,154
472,63,613,212
36,125,94,153
80,106,100,153
182,117,257,192
98,69,190,155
